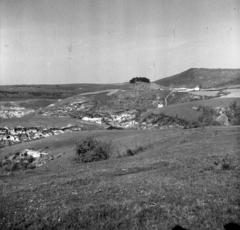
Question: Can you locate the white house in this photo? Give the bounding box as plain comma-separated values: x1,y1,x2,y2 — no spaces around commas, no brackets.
82,117,102,124
174,85,200,92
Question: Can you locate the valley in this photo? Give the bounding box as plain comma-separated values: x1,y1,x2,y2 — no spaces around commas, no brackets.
0,68,240,229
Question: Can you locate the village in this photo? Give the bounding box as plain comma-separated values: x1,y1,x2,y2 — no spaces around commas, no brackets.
0,84,232,148
0,125,81,147
76,109,190,130
0,109,189,148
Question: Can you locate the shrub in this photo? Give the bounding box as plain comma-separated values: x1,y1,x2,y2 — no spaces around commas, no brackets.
222,162,231,170
126,146,145,156
198,106,220,126
188,121,201,128
75,136,111,163
227,101,240,125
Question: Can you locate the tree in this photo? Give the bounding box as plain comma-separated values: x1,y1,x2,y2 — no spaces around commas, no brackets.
129,77,150,84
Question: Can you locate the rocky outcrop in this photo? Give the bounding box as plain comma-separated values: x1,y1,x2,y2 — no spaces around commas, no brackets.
0,149,65,171
0,105,34,119
216,113,229,126
140,113,190,129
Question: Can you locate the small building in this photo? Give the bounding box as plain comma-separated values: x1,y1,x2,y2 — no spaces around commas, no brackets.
82,117,102,124
194,85,200,91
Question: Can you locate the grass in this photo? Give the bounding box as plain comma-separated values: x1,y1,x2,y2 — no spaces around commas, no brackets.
0,126,239,229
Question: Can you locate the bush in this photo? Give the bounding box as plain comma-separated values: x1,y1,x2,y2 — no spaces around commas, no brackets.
126,146,145,156
227,101,240,125
129,77,150,84
198,106,220,126
75,136,111,163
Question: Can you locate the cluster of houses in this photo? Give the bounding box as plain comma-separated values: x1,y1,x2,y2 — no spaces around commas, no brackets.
80,110,186,129
105,111,138,128
0,105,34,119
80,110,139,129
0,125,81,147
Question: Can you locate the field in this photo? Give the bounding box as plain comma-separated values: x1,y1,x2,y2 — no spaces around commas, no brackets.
221,89,240,98
0,84,129,102
0,126,240,229
0,115,103,129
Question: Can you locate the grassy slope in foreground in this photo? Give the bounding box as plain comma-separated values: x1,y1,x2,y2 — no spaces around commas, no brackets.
0,127,240,230
155,68,240,88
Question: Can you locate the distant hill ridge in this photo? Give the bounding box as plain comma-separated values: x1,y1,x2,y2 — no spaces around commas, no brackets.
155,68,240,88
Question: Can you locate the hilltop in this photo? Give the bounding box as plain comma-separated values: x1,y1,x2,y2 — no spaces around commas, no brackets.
155,68,240,88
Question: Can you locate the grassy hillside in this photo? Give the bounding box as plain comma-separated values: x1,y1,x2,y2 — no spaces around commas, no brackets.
155,68,240,88
143,97,240,122
41,83,169,116
0,127,239,229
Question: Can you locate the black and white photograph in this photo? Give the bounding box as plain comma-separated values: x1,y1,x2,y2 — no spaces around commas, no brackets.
0,0,240,229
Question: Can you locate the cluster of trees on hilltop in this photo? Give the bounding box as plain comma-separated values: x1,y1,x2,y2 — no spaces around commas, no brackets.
129,77,150,83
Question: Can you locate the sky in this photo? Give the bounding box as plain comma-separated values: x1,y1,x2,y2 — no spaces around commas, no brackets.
0,0,240,84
